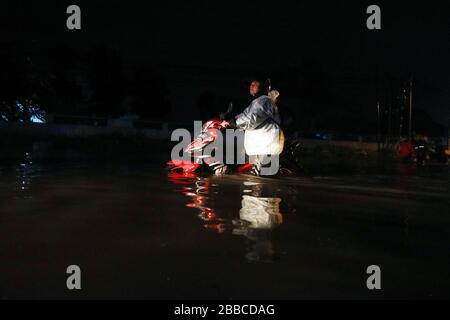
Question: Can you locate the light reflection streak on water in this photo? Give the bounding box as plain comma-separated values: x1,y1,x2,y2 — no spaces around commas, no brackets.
14,152,41,199
234,181,284,262
167,172,225,233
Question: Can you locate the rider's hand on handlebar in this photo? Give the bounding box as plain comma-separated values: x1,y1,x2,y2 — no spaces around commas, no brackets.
221,120,230,128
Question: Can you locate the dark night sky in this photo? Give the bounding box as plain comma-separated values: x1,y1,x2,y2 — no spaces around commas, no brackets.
1,0,449,125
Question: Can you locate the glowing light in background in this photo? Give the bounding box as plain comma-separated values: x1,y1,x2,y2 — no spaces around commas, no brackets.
30,115,45,123
0,101,46,123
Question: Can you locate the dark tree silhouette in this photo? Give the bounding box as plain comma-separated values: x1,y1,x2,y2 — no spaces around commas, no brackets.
85,46,127,117
127,65,172,120
0,42,83,122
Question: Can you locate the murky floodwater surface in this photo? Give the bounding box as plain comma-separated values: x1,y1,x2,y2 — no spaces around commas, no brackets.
0,155,449,298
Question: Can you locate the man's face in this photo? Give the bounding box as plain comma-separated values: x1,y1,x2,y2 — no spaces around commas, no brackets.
249,81,261,97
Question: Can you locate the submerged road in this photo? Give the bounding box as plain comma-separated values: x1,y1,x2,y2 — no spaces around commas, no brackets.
0,162,449,299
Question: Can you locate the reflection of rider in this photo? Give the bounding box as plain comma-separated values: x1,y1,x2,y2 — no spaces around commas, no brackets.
233,181,283,262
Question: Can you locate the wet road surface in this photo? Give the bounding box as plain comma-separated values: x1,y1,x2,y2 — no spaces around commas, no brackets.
0,158,449,299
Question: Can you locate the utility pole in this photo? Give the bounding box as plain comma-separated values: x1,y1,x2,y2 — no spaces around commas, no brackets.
408,77,413,141
387,103,392,147
377,102,381,153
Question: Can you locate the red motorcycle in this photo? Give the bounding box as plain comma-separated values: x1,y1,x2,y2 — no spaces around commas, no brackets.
168,103,253,175
167,104,301,176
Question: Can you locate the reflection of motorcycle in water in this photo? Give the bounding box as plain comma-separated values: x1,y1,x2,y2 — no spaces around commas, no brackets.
168,172,225,233
167,174,298,263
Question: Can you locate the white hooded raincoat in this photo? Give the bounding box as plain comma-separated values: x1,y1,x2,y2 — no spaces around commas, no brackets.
235,95,284,156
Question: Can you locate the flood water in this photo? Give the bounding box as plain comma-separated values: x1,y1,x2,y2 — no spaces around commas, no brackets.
0,152,449,299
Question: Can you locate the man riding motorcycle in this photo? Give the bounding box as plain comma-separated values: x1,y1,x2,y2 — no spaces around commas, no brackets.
222,79,284,176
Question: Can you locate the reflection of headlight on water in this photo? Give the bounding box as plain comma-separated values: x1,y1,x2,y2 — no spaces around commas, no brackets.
239,195,283,229
14,152,41,199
